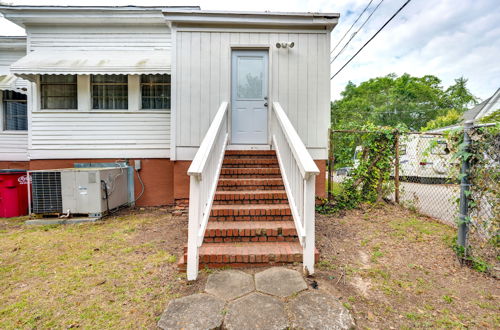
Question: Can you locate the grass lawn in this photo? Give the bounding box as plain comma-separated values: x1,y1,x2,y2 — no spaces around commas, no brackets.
0,208,199,329
0,204,498,328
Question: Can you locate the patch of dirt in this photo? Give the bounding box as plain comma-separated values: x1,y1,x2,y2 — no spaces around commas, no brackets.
118,207,209,297
314,203,499,328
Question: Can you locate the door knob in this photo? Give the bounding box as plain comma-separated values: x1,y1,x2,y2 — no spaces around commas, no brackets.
264,102,268,107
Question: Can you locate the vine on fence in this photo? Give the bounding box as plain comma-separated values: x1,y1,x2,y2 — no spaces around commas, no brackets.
449,124,500,244
317,125,398,214
445,124,499,274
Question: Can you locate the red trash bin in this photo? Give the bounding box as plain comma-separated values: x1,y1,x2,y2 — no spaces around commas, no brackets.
0,170,30,218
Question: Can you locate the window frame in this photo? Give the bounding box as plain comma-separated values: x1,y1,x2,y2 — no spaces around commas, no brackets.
90,74,129,110
140,74,171,111
40,74,78,110
1,90,28,132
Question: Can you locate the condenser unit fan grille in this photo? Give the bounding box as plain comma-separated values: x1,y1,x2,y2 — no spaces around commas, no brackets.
32,171,63,214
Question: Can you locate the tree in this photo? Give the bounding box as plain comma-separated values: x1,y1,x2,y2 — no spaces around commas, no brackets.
331,73,478,131
444,77,479,112
422,109,462,131
479,109,500,124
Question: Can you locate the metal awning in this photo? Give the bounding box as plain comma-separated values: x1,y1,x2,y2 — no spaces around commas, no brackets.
9,50,171,75
0,74,28,94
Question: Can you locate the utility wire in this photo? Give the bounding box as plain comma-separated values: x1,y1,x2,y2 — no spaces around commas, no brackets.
330,0,374,55
330,0,385,64
331,0,413,80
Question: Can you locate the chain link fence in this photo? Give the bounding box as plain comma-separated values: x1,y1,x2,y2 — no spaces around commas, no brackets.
327,125,498,240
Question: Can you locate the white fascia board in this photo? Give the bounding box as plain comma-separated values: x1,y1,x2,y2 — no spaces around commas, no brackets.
163,10,339,30
0,7,198,27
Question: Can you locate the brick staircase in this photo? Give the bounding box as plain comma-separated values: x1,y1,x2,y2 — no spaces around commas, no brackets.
178,150,318,271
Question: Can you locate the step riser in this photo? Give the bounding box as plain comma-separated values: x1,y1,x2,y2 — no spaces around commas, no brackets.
204,236,298,243
222,164,279,168
195,253,303,264
210,208,291,216
214,192,287,203
225,150,276,156
224,155,278,160
220,174,282,179
179,253,319,268
221,168,281,176
217,185,285,191
209,215,293,221
213,200,288,205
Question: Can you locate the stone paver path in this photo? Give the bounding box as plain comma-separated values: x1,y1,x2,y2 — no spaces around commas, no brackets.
158,267,354,330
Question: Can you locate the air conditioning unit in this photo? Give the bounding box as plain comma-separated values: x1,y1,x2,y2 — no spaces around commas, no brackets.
30,167,129,217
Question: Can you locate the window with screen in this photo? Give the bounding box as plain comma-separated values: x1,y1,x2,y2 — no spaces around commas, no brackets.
40,75,77,109
91,75,128,110
2,90,27,131
141,74,171,110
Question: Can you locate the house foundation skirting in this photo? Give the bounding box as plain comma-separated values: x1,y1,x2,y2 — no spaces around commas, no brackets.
0,159,326,207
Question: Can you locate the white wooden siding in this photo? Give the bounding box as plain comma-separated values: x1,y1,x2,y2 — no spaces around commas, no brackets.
29,111,170,159
27,25,171,51
0,133,29,161
26,24,172,160
0,50,26,72
175,30,330,159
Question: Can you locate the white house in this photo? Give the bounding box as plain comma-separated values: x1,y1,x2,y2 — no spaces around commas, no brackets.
0,5,339,279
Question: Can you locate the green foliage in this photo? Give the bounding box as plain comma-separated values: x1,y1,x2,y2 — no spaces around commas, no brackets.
446,124,499,271
318,125,397,213
452,242,493,274
479,109,500,124
331,74,478,132
422,109,461,131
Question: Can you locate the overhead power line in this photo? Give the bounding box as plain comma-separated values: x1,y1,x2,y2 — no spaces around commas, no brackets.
330,0,385,64
330,0,413,80
330,0,374,55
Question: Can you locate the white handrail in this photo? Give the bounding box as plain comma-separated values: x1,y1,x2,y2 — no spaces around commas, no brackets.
186,101,229,280
272,102,320,179
271,102,319,275
188,102,229,178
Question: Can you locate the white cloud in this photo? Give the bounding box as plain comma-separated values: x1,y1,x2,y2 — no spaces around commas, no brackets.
1,0,498,100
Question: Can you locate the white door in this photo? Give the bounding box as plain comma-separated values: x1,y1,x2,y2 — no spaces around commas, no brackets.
231,50,268,144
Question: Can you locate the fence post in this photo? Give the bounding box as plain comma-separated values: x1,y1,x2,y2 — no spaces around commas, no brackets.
394,130,400,204
457,121,473,249
327,128,334,201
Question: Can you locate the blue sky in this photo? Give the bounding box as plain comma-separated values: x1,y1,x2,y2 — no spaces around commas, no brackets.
1,0,499,101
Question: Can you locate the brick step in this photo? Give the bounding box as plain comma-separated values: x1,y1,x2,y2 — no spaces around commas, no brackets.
213,190,288,205
177,242,320,271
222,158,279,168
224,155,277,160
217,178,284,191
220,167,281,178
210,204,291,221
204,220,297,243
192,241,306,264
225,150,276,156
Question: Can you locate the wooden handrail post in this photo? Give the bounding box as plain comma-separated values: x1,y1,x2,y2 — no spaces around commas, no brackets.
327,128,333,201
187,178,200,281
